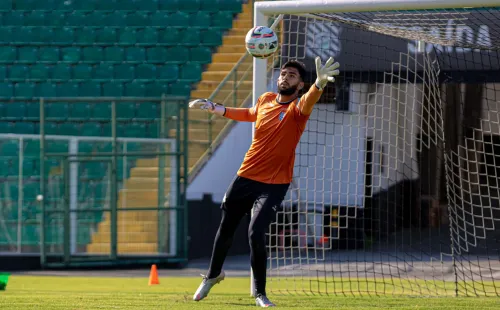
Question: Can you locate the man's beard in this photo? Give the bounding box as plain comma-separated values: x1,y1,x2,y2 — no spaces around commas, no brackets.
278,84,298,96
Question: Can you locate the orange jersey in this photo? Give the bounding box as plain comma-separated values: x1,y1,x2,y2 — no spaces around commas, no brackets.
225,86,322,184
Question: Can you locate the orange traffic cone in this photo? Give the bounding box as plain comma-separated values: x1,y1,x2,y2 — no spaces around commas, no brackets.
148,264,160,285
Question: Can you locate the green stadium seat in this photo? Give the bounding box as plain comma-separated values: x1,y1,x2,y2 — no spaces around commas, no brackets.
125,47,146,62
13,122,35,134
73,64,93,80
116,102,136,119
177,0,201,12
58,123,79,136
69,103,91,120
53,27,74,43
30,64,50,80
95,28,117,43
0,122,14,133
46,11,66,26
201,29,222,46
212,11,234,29
145,81,169,97
157,27,180,45
217,0,243,13
43,122,59,135
1,142,19,156
39,47,60,62
15,83,36,98
0,83,14,98
136,64,157,80
24,102,40,120
93,63,114,80
136,102,158,120
179,63,202,82
124,81,146,97
46,103,69,120
12,27,33,44
151,11,169,26
137,28,158,45
0,47,17,63
25,11,46,26
167,12,190,27
190,46,212,64
35,83,57,97
3,11,24,26
102,82,124,96
118,27,137,44
0,0,12,10
114,64,135,80
82,47,103,62
91,103,110,120
5,102,25,119
179,28,200,46
104,11,127,27
87,11,106,26
104,46,125,62
56,82,79,97
66,11,88,26
9,65,29,81
169,82,191,97
47,141,69,153
79,81,101,97
147,47,167,63
52,63,71,80
0,67,6,81
164,46,189,64
190,11,211,28
0,28,12,43
24,140,40,156
126,12,149,26
78,141,94,153
120,122,146,138
32,27,54,43
74,27,95,44
85,162,106,179
61,47,81,63
81,122,101,136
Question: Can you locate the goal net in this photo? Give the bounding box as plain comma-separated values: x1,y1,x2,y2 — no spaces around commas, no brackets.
254,0,500,297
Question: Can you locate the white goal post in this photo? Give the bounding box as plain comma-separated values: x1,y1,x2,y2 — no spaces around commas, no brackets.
251,0,500,298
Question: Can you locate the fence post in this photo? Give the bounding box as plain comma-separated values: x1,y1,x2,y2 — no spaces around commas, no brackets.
39,97,46,267
110,101,117,260
158,95,166,254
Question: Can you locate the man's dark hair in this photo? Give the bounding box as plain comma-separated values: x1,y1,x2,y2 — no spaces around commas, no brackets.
281,60,307,81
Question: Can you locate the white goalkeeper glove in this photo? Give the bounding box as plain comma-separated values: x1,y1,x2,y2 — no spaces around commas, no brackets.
188,99,225,116
314,56,340,91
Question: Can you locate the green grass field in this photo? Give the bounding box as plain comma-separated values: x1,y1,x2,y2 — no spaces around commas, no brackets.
0,275,499,309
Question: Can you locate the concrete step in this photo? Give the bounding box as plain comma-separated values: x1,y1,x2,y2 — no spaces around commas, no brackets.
86,242,158,254
196,80,253,91
213,52,245,63
207,60,252,71
188,119,227,131
229,28,252,36
97,221,159,233
233,19,253,29
134,156,199,168
216,45,248,54
125,177,171,191
190,90,251,104
201,70,250,82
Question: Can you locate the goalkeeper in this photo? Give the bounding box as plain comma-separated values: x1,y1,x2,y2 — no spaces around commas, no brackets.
189,56,340,307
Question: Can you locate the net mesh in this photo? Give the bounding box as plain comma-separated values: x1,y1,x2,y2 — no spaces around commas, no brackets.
265,5,500,297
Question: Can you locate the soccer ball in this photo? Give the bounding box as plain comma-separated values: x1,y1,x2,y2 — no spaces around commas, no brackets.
245,26,278,59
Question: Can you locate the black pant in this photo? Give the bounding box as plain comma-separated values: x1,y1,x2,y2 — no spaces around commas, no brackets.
206,176,290,296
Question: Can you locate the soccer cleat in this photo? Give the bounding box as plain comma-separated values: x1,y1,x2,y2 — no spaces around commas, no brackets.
193,270,225,301
255,294,276,307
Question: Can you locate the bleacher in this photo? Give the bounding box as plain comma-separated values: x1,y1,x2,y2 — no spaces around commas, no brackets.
0,0,244,252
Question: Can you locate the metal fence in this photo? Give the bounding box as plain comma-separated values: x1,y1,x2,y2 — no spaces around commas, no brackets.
0,96,188,268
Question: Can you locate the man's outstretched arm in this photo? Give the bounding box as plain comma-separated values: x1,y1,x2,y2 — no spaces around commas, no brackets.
188,99,257,122
299,56,340,116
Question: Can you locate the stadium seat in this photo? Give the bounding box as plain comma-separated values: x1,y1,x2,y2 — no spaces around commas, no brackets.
91,103,111,120
4,102,24,119
212,11,235,29
14,83,36,98
58,122,80,136
56,82,79,97
104,46,125,62
145,81,169,97
102,81,124,96
82,47,103,62
0,28,12,43
179,28,201,46
136,102,158,120
164,46,189,64
0,83,14,98
35,83,57,97
52,63,71,80
61,47,81,63
93,63,114,80
167,12,190,28
190,11,211,28
3,11,23,26
125,47,146,62
116,102,136,119
157,64,179,82
74,27,96,44
201,29,222,46
136,28,159,45
177,0,201,12
1,141,19,156
179,63,202,82
79,81,102,97
114,64,135,81
25,11,47,26
39,47,60,62
73,64,93,80
0,47,17,63
169,82,191,97
9,65,29,81
30,64,50,80
151,11,170,26
190,47,212,64
118,27,137,44
95,28,117,43
24,102,40,120
53,27,74,43
126,12,150,26
156,29,178,46
69,103,91,120
13,122,35,134
135,64,157,80
124,81,146,97
80,122,102,136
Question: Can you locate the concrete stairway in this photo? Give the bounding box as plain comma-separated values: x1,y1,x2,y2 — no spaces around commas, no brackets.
86,2,254,255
